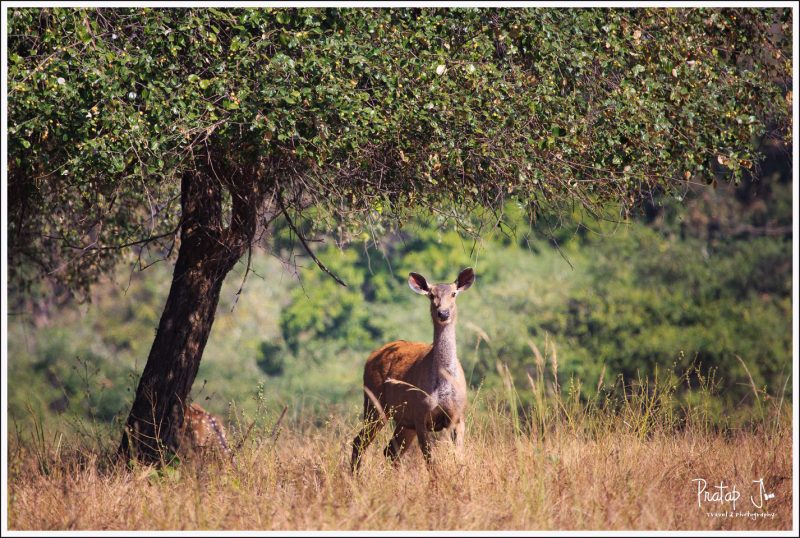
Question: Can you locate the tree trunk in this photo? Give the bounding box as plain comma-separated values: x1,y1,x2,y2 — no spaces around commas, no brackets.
119,169,253,463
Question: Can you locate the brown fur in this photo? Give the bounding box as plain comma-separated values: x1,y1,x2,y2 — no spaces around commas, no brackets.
177,403,234,464
351,268,475,470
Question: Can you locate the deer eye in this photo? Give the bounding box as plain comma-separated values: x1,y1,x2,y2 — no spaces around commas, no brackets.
451,292,457,297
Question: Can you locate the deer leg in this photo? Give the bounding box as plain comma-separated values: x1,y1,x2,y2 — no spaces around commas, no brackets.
416,426,433,464
451,418,466,459
384,425,416,464
351,398,384,472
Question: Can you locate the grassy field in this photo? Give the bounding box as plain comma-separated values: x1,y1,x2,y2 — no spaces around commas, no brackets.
7,366,793,531
6,184,793,531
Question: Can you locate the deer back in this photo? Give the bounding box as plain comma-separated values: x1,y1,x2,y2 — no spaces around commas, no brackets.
177,403,232,460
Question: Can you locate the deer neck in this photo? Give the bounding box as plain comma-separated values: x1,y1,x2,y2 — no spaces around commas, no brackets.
430,321,458,376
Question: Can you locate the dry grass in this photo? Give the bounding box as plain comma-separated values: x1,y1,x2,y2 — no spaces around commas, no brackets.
8,355,793,531
7,399,793,531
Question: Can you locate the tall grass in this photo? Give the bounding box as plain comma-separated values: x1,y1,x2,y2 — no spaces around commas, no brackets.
7,345,792,531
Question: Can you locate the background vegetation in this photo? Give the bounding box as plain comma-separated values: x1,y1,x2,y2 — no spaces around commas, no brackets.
8,156,792,440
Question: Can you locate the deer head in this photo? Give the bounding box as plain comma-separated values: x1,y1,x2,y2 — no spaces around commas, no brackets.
408,267,475,326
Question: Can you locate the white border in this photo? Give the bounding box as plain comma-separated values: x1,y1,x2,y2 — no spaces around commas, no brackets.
1,1,797,537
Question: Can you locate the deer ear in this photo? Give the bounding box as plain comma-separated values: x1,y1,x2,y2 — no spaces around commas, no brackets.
455,267,475,291
408,272,430,295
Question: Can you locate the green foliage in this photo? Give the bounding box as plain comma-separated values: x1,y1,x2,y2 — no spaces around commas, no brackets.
8,325,136,425
8,167,792,431
7,7,792,297
280,248,378,357
547,227,791,396
256,341,286,376
5,7,792,433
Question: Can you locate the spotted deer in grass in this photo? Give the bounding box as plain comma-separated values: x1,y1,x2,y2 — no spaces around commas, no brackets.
351,268,475,471
177,402,235,465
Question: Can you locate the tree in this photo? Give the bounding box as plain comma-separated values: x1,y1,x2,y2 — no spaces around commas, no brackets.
6,7,791,462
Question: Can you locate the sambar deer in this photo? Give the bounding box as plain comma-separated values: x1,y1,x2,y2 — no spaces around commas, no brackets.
176,402,235,464
351,267,475,470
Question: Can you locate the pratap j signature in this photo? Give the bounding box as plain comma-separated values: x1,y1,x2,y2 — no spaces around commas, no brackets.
692,478,775,511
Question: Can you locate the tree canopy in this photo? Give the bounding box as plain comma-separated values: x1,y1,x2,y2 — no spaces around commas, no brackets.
8,7,792,297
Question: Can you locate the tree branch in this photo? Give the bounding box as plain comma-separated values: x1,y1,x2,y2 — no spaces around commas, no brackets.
44,222,181,253
276,189,348,288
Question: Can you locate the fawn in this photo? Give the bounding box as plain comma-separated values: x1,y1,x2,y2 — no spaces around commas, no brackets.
177,402,234,464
